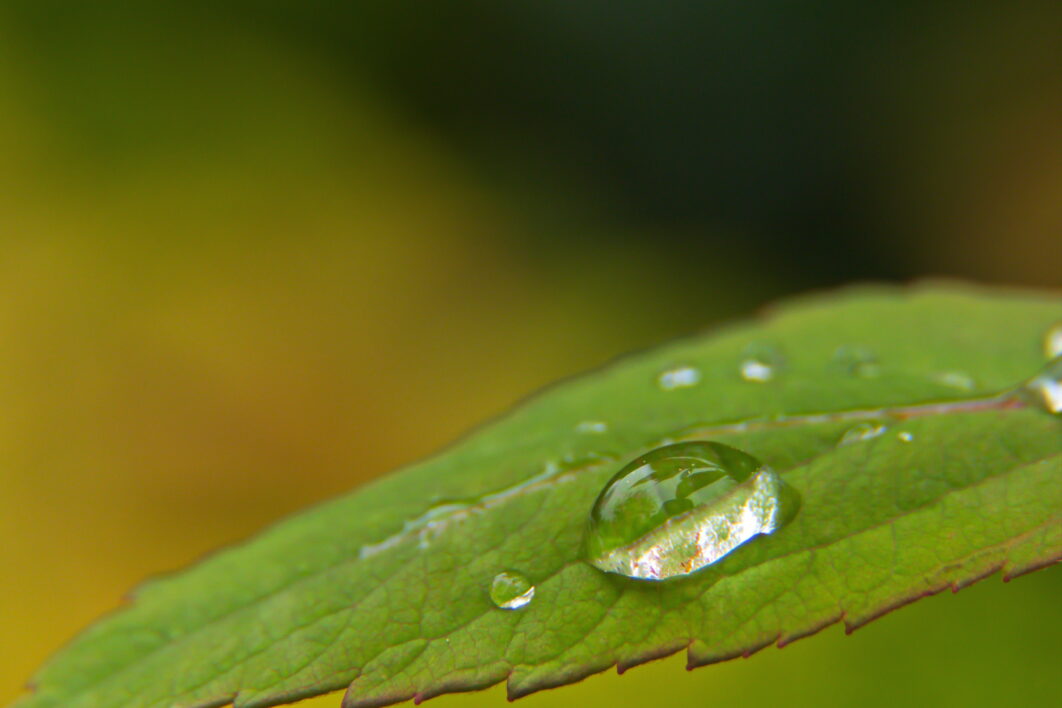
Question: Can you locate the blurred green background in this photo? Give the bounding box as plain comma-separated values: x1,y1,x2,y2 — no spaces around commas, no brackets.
1,2,1060,707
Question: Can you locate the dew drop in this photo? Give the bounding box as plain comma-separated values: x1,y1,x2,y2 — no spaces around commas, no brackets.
576,420,609,434
416,501,474,548
933,371,975,391
490,571,535,610
838,421,887,446
585,441,800,581
831,345,881,378
897,432,914,442
739,343,783,383
1020,356,1062,415
657,365,701,390
1045,322,1062,360
740,359,774,382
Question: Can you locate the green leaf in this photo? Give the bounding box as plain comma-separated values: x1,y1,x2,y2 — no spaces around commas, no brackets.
15,284,1062,708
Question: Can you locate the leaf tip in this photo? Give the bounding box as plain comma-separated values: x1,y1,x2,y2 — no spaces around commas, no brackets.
1002,554,1061,583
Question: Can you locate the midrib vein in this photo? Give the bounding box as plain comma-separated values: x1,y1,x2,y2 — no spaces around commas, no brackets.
53,388,1034,705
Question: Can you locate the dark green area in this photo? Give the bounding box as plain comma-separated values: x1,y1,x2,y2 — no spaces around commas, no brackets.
4,0,1061,290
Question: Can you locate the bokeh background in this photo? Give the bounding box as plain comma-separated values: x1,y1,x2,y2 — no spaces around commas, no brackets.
2,2,1060,707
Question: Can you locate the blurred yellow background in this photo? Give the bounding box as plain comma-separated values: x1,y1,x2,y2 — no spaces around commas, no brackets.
1,2,1059,707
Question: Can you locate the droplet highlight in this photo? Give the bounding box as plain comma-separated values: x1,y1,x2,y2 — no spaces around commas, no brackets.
359,500,474,558
657,365,701,390
585,441,800,581
740,359,773,382
897,431,914,442
933,371,975,391
838,422,887,446
576,420,609,434
831,345,881,378
1020,355,1062,415
490,571,535,610
739,343,783,383
1045,322,1062,360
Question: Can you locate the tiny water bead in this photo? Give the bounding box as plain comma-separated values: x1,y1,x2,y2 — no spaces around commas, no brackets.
490,571,535,610
657,365,701,390
739,343,783,383
933,371,975,391
359,500,474,558
585,441,800,581
1020,355,1062,415
838,422,887,446
739,359,773,382
897,432,914,442
1045,322,1062,360
576,420,609,434
831,345,881,378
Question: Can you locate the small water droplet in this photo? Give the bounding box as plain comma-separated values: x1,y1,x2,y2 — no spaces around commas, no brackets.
933,371,975,391
897,432,914,442
657,365,701,390
490,571,535,610
740,359,774,382
838,422,887,446
585,441,800,581
831,345,881,378
576,420,609,434
359,500,475,558
739,343,783,383
1020,356,1062,415
1045,322,1062,360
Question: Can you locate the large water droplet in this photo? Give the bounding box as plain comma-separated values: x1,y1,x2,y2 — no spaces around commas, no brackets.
1045,322,1062,360
838,421,887,446
1021,356,1062,415
739,343,783,383
831,345,881,378
585,441,800,580
657,365,701,390
490,571,535,610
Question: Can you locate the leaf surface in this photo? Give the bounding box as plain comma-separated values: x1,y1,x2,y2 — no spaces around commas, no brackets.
15,284,1062,708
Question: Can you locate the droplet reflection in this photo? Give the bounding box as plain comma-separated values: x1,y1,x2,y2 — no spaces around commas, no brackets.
657,365,701,390
490,571,535,610
1020,356,1062,415
585,441,799,580
576,420,609,434
839,422,887,446
739,343,784,383
1045,322,1062,360
933,371,975,391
